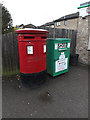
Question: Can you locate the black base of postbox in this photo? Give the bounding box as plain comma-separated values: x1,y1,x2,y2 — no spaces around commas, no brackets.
20,70,47,87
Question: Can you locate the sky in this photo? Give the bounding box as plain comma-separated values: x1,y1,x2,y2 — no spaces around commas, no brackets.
0,0,88,26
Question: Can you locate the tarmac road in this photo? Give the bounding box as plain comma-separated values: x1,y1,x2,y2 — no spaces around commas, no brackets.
2,64,88,118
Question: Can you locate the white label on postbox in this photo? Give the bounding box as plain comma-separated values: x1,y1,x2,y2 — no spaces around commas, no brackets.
67,43,70,48
44,45,46,53
27,46,33,54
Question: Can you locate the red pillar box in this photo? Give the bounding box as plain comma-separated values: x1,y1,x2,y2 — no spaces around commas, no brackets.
15,28,49,83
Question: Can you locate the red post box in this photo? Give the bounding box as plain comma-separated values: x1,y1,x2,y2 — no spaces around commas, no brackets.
15,28,49,83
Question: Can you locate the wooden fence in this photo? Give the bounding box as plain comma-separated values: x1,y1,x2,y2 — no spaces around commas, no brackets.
38,27,77,54
2,32,19,76
2,28,77,76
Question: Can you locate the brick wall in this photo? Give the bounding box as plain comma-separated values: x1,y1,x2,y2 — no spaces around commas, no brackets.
76,16,89,64
54,18,78,30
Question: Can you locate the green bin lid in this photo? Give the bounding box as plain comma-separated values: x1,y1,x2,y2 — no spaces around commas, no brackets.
47,38,71,41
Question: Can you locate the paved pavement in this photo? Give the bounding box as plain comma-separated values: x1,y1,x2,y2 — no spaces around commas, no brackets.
2,64,88,118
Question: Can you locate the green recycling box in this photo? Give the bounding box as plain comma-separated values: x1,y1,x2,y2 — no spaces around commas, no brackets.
47,38,71,77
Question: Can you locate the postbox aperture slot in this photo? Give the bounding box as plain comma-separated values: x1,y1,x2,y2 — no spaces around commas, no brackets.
24,36,35,39
27,46,33,54
41,36,47,39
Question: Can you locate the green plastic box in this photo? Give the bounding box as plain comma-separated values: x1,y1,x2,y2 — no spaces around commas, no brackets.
47,38,71,77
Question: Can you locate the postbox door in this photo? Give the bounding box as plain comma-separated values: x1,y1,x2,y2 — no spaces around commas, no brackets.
19,41,38,73
25,40,46,73
36,40,47,71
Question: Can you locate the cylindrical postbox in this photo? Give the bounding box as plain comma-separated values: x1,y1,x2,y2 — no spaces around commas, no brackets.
15,28,49,84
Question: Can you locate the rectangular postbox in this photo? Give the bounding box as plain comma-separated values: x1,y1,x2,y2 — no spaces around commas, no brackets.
47,38,71,77
15,28,49,78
